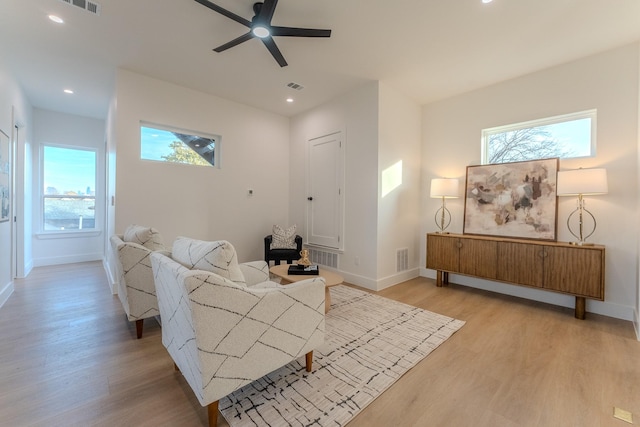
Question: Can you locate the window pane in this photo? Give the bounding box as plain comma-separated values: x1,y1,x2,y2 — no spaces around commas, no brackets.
43,146,96,230
141,125,217,166
483,111,595,164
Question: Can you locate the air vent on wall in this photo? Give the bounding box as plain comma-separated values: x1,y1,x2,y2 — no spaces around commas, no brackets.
287,82,305,91
58,0,101,16
308,248,338,269
396,248,408,273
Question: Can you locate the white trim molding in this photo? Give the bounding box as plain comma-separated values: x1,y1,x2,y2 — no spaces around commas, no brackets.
0,280,14,309
103,257,118,295
33,252,103,267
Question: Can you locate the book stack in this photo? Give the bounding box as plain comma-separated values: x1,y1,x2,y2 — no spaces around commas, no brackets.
287,264,319,275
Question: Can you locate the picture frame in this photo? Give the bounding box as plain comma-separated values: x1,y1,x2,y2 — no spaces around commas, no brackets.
463,158,559,241
0,129,10,223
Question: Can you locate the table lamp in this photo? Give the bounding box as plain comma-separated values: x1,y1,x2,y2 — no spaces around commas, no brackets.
430,178,459,233
556,168,607,245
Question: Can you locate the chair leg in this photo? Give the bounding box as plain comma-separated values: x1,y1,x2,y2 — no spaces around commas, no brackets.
135,319,144,339
275,259,281,265
207,400,219,427
305,351,313,372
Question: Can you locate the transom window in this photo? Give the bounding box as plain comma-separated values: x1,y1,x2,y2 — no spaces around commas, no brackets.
482,110,596,164
42,145,96,231
140,122,219,167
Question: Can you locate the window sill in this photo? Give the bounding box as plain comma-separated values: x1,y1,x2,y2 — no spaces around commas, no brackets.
36,230,102,240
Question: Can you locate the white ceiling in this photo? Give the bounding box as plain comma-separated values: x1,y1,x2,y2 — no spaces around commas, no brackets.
1,0,639,119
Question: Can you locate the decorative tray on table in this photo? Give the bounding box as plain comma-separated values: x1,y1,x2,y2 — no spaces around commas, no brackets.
287,264,319,275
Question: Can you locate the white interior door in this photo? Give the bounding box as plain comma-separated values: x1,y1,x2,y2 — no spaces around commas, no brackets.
307,131,344,249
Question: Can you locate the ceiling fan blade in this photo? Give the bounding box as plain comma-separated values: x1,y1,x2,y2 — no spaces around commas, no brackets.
214,32,254,52
258,0,278,24
193,0,251,27
261,37,288,67
271,26,332,38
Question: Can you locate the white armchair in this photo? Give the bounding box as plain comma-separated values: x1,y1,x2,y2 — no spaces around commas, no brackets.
110,225,167,339
151,237,325,427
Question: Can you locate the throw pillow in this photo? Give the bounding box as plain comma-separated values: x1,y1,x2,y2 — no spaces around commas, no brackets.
270,224,297,249
123,225,165,251
172,237,245,284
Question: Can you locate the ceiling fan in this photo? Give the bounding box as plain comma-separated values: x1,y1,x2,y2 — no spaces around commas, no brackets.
194,0,332,67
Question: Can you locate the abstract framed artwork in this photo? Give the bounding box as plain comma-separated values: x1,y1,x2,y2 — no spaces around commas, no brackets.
0,129,9,222
463,158,559,241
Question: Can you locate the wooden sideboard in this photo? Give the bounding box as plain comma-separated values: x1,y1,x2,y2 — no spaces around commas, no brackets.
426,233,605,319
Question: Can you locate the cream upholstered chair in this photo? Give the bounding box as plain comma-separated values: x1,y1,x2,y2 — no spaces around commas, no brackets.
151,237,325,427
110,225,167,339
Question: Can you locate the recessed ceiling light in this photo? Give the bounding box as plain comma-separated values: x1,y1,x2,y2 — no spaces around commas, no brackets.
482,0,493,3
48,14,64,24
286,98,294,103
63,89,74,94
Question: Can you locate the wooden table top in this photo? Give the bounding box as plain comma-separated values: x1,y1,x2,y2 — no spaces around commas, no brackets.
269,264,344,287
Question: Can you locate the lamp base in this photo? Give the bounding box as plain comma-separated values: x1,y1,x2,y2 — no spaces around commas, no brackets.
435,231,451,234
569,241,595,246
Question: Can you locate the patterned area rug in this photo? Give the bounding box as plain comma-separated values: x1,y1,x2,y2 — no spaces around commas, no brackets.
219,285,465,426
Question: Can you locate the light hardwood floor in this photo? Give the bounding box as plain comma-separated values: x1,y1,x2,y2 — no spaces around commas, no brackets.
1,261,638,426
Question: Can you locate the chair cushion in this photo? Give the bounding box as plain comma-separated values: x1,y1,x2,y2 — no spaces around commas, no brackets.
270,224,297,249
123,225,165,251
172,237,245,284
250,280,282,289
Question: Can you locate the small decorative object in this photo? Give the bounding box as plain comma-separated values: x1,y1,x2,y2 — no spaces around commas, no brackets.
463,158,559,241
297,248,311,266
557,167,608,246
430,178,459,233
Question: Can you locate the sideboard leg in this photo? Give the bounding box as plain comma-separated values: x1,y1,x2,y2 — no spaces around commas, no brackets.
436,271,449,287
575,297,586,320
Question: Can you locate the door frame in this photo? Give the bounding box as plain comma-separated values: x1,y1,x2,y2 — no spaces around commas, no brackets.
306,129,345,250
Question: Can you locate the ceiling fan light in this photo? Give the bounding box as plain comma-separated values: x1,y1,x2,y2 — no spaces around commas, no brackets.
252,25,270,38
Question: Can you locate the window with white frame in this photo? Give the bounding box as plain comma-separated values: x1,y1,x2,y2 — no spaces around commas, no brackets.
42,145,97,231
140,122,219,167
482,110,596,164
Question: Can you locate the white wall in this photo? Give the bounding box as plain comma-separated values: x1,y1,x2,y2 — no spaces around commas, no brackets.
0,63,32,307
377,82,422,288
421,43,640,321
290,82,422,291
31,109,106,267
110,69,290,265
290,82,380,289
636,41,640,338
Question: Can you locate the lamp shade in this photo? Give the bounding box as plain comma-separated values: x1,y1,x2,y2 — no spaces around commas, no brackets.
430,178,459,198
557,168,608,196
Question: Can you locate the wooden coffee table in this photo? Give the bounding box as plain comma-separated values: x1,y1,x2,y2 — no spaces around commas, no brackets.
269,264,344,313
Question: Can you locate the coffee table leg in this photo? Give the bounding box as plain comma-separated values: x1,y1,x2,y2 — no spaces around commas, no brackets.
325,287,331,313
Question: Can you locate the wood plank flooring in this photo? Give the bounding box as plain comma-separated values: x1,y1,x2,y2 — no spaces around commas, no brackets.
1,261,638,426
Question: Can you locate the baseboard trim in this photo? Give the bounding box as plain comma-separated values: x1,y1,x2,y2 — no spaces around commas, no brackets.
33,253,103,267
23,259,34,278
376,268,420,291
334,268,420,292
420,267,634,322
633,309,639,341
0,280,15,309
330,270,376,291
103,258,118,295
